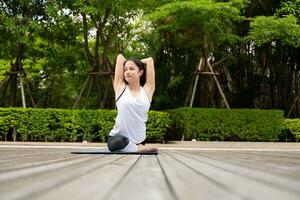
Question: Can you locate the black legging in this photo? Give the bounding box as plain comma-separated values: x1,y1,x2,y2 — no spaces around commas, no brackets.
107,135,129,152
107,135,146,152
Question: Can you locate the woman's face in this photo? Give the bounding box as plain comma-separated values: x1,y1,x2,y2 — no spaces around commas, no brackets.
124,60,143,83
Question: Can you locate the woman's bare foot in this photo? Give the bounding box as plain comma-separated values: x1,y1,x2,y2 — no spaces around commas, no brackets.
137,144,158,153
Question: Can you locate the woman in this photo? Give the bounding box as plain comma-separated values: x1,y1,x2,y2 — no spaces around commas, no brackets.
107,54,158,153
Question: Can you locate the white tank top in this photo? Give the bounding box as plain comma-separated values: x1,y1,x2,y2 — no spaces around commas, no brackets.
109,85,150,144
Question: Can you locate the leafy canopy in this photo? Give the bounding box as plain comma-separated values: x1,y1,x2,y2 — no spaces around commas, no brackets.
147,0,247,53
250,8,300,47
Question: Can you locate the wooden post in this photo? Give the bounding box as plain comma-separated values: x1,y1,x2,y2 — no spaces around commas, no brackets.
190,58,203,108
20,74,26,108
83,76,94,109
207,61,230,109
26,81,36,107
287,89,300,118
13,126,17,142
73,75,91,109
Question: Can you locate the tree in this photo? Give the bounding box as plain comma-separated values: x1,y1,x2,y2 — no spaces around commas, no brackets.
147,0,246,108
248,0,300,116
69,0,156,109
0,0,46,107
0,0,82,108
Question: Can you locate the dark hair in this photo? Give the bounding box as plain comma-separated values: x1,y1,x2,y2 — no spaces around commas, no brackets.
124,57,146,86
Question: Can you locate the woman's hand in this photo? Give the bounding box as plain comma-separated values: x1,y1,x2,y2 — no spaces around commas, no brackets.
141,57,154,65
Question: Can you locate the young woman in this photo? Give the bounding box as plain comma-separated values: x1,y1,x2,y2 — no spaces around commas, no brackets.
107,54,158,153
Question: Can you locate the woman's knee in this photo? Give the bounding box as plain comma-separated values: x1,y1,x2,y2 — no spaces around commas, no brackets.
107,135,129,152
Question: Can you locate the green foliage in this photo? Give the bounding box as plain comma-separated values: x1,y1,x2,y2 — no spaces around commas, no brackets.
284,119,300,141
167,107,285,141
276,0,300,19
147,111,171,142
0,59,10,80
148,0,245,49
249,15,300,47
0,107,294,142
0,108,170,142
0,1,46,58
228,0,250,11
0,0,300,117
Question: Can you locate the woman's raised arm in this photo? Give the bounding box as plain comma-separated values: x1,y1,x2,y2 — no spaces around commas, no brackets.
142,57,155,101
113,54,126,94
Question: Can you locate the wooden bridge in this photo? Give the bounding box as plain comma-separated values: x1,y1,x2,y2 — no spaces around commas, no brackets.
0,142,300,200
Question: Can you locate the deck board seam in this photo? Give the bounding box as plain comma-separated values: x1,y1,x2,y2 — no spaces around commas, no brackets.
0,155,102,182
187,151,300,179
175,150,300,195
165,151,253,200
156,153,181,200
101,155,142,200
20,156,126,200
0,154,88,173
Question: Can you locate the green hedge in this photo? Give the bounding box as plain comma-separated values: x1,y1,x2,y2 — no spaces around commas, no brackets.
166,107,285,142
0,107,295,142
284,119,300,142
0,108,171,143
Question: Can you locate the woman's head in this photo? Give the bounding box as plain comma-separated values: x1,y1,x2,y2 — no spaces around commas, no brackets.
124,58,146,86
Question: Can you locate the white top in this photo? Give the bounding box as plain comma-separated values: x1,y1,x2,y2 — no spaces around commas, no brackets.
109,85,150,144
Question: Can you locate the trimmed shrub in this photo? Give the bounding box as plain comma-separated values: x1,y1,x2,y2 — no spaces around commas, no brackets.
167,107,285,142
284,119,300,142
0,107,290,142
147,111,171,142
0,108,170,143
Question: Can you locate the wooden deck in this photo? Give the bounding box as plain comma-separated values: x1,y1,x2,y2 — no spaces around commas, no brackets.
0,142,300,200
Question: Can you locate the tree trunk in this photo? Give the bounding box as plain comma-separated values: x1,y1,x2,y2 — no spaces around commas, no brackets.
79,9,113,109
9,44,25,107
0,78,9,107
9,67,18,107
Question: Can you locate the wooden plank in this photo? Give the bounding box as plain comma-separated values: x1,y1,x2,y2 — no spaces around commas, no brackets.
192,150,300,179
0,148,82,170
156,151,239,200
233,150,300,164
0,153,121,200
170,150,300,200
34,155,140,200
0,148,72,160
105,154,176,200
183,150,300,189
1,144,300,200
0,153,97,182
0,153,85,173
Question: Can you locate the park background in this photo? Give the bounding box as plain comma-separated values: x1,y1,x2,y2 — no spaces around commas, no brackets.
0,0,300,142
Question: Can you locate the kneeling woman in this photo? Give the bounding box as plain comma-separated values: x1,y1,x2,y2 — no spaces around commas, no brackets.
107,54,158,153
